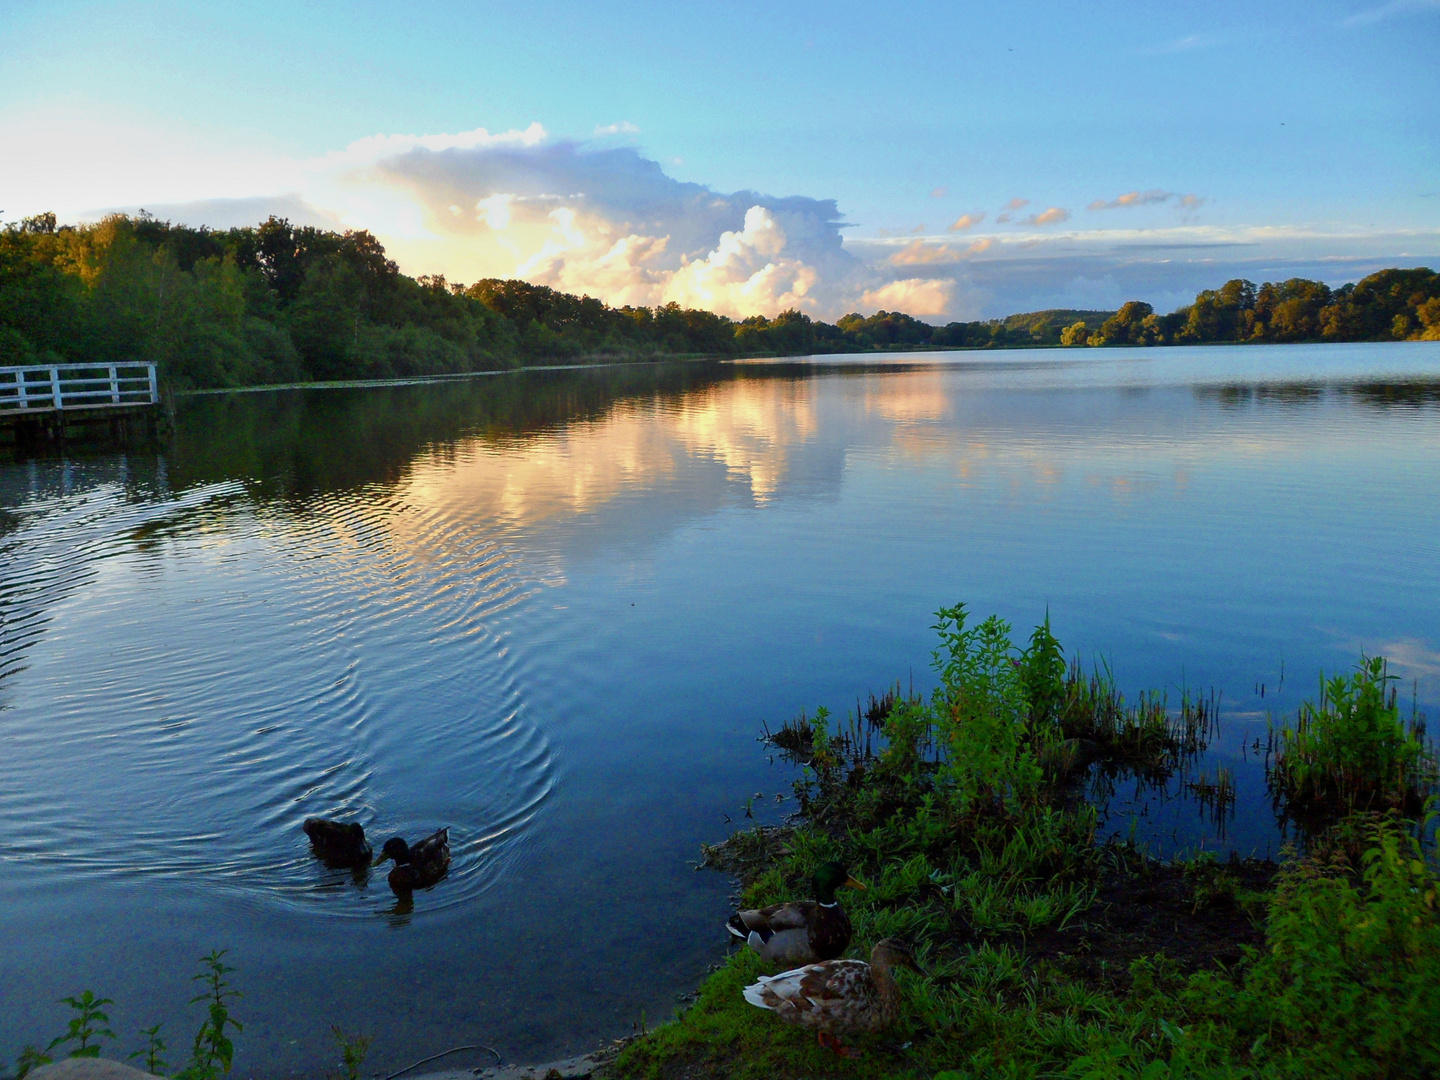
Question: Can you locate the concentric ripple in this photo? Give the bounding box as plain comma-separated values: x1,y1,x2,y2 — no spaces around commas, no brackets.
0,466,556,918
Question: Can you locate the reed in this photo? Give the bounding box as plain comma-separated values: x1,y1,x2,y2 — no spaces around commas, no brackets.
1268,656,1437,828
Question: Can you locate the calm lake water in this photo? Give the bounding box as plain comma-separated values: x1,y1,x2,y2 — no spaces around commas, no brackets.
2,343,1438,1074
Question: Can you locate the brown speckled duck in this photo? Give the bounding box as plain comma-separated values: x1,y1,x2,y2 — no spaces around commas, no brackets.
374,827,450,894
742,937,919,1055
726,861,865,965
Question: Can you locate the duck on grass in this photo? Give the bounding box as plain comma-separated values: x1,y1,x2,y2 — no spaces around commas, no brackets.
727,860,865,964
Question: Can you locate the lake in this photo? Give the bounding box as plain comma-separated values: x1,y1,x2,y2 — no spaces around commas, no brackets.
2,342,1438,1075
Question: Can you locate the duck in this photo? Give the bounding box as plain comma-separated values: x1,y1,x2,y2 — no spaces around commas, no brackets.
302,817,372,869
374,827,450,894
726,861,866,964
742,938,919,1055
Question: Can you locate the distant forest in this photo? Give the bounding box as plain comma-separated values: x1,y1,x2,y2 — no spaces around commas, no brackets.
2,212,1438,391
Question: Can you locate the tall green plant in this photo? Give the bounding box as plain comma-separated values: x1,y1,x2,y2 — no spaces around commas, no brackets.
176,950,242,1080
46,992,117,1059
930,604,1050,812
1272,656,1437,822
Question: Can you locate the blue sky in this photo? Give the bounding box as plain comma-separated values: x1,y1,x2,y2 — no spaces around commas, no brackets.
2,0,1437,319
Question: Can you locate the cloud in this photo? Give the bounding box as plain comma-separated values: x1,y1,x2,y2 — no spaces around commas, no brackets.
1005,197,1030,210
1340,0,1440,26
1088,189,1174,211
859,278,954,316
996,213,1013,223
1143,33,1221,54
593,121,641,136
1026,206,1071,226
948,212,986,231
930,186,948,198
310,131,876,317
40,117,1439,326
889,240,957,265
321,123,548,167
848,221,1440,318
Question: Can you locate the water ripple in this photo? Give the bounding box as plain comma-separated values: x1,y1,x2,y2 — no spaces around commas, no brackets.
0,474,556,919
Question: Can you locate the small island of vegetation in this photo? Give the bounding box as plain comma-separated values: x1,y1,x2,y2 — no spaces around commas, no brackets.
2,212,1438,394
611,606,1438,1079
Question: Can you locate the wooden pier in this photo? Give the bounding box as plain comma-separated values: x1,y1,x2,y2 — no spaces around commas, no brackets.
0,362,162,447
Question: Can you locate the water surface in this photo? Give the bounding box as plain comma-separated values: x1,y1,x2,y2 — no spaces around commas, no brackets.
2,343,1438,1074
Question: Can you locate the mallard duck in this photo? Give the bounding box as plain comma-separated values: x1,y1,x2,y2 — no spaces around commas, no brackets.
742,938,919,1055
374,827,450,894
302,818,372,868
726,861,866,964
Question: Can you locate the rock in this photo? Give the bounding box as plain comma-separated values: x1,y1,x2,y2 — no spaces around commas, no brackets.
29,1060,156,1080
464,1048,610,1079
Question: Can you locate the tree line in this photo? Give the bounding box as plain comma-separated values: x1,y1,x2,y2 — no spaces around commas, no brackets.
1,212,1436,391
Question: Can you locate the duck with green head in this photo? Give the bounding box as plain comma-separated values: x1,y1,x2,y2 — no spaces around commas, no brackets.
726,861,866,964
374,827,450,895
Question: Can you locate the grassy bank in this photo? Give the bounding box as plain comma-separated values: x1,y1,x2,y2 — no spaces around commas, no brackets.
614,606,1439,1080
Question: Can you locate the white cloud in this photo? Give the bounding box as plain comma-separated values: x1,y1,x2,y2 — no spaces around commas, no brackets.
1143,33,1222,54
860,278,954,316
320,123,548,168
593,121,641,136
314,133,871,317
1340,0,1440,26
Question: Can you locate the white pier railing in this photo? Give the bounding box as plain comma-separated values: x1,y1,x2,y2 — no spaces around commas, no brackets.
0,363,159,414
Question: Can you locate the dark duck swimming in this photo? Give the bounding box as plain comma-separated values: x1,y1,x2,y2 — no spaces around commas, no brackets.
374,827,450,894
302,818,372,868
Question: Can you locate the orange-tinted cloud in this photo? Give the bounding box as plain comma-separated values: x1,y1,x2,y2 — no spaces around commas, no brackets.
1027,206,1071,226
1088,189,1173,211
948,211,986,231
889,240,957,265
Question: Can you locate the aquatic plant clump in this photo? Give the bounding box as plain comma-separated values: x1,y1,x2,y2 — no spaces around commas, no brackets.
1270,656,1438,827
616,605,1440,1080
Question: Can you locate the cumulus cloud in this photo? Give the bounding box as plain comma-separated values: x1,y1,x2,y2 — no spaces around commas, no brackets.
966,238,995,254
859,278,954,316
889,240,957,265
948,212,986,231
317,130,873,317
1088,189,1173,211
1026,206,1071,226
593,121,641,136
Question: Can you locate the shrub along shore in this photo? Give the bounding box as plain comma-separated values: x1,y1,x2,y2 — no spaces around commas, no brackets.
2,212,1438,393
7,607,1438,1080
